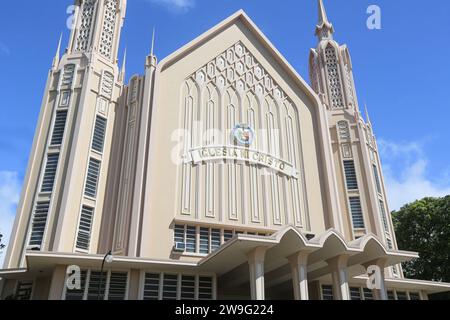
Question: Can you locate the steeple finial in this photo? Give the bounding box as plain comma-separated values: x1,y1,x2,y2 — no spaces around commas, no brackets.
120,47,127,82
364,103,372,125
318,0,329,25
150,27,156,57
315,0,335,40
52,32,63,69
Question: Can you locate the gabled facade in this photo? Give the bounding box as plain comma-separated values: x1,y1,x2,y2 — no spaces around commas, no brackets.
1,0,449,300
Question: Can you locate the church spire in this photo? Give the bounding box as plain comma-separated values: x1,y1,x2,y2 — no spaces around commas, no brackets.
146,28,157,69
52,33,63,70
364,103,372,126
150,27,156,57
315,0,334,40
119,47,127,82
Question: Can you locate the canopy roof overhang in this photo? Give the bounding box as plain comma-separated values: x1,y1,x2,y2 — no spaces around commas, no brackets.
351,275,450,294
1,226,448,294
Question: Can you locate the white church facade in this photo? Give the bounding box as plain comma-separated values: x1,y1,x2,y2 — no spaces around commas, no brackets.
1,0,449,300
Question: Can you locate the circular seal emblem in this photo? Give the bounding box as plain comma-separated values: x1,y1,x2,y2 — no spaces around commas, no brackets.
232,124,255,146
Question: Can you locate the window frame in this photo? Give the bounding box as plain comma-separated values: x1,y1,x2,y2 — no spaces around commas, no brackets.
139,271,216,301
62,268,130,300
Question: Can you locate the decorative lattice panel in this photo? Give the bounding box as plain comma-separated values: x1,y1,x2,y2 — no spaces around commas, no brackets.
325,45,344,109
99,0,118,59
190,41,288,102
75,0,97,52
345,63,355,105
310,56,320,94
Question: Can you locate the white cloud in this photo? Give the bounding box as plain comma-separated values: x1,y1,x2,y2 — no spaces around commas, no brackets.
0,171,21,267
147,0,195,13
378,139,450,211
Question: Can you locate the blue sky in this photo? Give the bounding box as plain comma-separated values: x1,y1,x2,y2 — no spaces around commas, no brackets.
0,0,450,263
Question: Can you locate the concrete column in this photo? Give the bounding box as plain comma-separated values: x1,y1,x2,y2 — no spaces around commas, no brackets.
247,247,267,300
48,265,67,300
327,255,350,300
363,258,388,300
288,251,310,300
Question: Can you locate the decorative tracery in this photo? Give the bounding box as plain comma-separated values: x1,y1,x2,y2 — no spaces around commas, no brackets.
325,45,344,109
99,0,118,59
75,0,97,52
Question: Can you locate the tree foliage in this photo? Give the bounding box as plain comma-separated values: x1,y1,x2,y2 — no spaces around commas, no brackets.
392,196,450,283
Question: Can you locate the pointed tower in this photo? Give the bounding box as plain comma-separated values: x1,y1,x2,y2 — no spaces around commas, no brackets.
309,0,403,278
315,0,335,41
3,0,128,269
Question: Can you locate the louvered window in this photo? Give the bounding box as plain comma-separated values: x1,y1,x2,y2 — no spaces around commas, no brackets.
387,290,395,300
92,116,107,153
16,281,33,300
180,275,195,300
396,291,407,300
85,158,101,197
41,153,59,192
211,229,221,252
173,226,272,255
87,271,107,300
51,110,68,146
409,292,421,300
343,160,358,190
198,277,213,300
186,226,196,253
223,230,233,242
199,227,210,254
363,288,373,300
76,206,94,251
350,197,365,229
108,272,128,300
65,270,128,300
143,273,160,300
321,285,333,300
350,287,361,300
29,201,50,248
162,274,178,300
379,200,389,233
65,270,87,300
373,164,382,193
174,224,185,247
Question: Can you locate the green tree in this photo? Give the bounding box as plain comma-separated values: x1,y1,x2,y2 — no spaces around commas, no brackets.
392,196,450,299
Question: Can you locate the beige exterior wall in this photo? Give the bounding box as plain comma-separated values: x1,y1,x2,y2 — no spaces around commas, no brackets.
138,18,330,261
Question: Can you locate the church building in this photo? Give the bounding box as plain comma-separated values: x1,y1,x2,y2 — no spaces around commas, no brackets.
1,0,449,300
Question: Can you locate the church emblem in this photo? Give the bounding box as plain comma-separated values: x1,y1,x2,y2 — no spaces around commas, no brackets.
232,124,254,146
